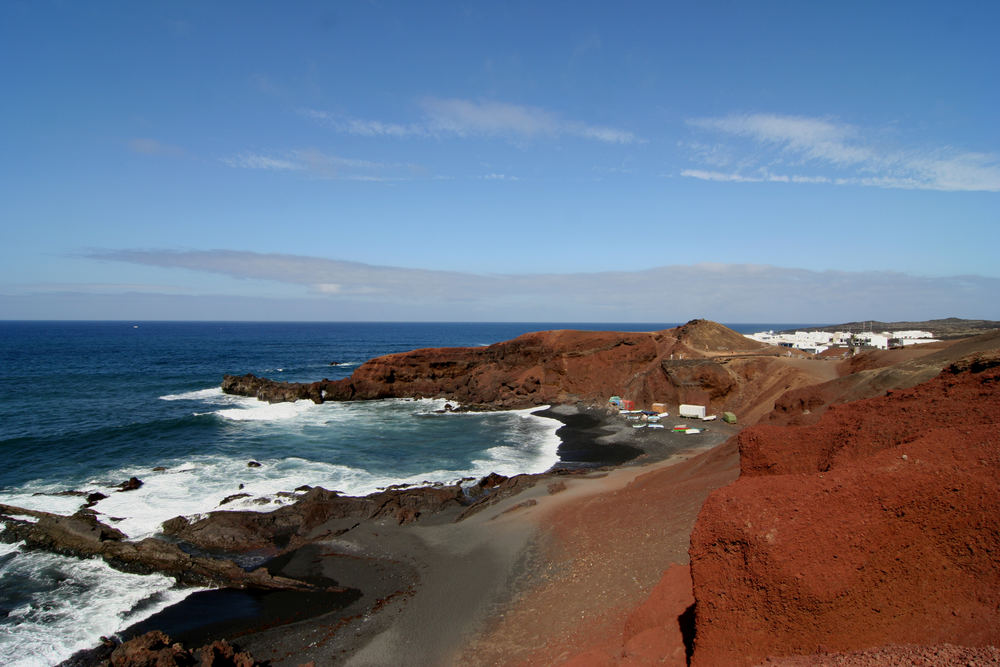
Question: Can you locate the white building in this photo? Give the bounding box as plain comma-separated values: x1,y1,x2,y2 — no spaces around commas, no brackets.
746,328,939,352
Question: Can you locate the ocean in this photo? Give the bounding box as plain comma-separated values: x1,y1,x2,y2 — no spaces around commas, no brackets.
0,320,811,665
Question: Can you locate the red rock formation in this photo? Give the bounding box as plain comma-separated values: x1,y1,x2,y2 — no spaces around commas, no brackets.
224,320,828,420
688,352,1000,665
106,630,261,666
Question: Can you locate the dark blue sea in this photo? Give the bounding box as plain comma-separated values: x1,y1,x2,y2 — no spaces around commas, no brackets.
0,321,810,665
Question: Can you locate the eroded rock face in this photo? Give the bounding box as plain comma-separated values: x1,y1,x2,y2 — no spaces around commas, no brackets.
688,353,1000,666
223,320,811,418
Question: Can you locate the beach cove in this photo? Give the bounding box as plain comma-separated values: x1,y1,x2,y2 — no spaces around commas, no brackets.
5,320,998,665
1,320,768,665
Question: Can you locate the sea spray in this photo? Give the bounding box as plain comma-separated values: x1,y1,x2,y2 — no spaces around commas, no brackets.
0,544,200,667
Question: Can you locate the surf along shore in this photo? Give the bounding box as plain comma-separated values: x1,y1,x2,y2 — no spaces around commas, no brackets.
186,406,736,666
51,402,736,666
40,320,770,664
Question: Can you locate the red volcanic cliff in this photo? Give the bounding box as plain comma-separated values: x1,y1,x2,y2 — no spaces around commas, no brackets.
224,320,826,420
688,352,1000,665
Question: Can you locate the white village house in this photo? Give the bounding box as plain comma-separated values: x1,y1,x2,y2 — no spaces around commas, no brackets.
746,328,939,354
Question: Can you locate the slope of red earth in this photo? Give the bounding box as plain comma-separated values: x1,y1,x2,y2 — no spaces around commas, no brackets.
767,330,1000,426
462,441,740,666
687,351,1000,666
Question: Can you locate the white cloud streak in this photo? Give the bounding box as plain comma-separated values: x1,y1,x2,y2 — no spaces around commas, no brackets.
221,152,302,171
303,98,638,144
220,149,416,181
82,249,1000,322
128,138,186,157
684,113,1000,192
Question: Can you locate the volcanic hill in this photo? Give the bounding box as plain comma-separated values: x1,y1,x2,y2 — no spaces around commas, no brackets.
224,319,833,423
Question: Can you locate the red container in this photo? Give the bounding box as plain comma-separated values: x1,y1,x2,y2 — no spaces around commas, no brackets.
620,399,635,410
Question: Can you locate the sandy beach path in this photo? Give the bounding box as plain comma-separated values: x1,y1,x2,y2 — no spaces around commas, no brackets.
457,437,740,665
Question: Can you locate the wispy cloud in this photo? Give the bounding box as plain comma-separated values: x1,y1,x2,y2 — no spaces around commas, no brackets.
684,113,1000,192
302,109,424,138
681,169,831,184
303,97,639,145
81,249,1000,322
128,138,186,157
220,149,416,181
221,152,302,171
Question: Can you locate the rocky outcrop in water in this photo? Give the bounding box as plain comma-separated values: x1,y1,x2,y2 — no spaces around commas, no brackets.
161,484,468,552
0,505,329,591
687,352,1000,665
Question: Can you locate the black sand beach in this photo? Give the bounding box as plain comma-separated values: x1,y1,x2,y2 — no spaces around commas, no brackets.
85,404,736,666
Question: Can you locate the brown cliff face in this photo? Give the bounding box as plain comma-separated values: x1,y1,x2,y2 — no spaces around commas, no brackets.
224,320,829,420
688,352,1000,665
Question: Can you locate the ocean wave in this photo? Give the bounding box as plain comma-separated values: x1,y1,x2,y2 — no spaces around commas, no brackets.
158,387,223,401
0,540,24,558
81,456,370,539
212,399,317,422
0,400,562,540
0,550,200,667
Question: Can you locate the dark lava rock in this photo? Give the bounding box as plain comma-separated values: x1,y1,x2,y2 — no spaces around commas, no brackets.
85,492,109,506
161,484,468,553
218,493,251,506
117,477,143,492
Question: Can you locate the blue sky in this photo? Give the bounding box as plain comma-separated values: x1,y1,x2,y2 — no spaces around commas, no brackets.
1,1,998,322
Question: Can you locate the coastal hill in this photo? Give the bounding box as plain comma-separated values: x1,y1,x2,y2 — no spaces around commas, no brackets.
224,319,833,424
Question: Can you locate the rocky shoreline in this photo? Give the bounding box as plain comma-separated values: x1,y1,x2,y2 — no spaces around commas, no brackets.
8,319,998,665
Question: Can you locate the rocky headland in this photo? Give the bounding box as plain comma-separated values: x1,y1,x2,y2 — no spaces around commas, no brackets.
4,319,999,665
222,319,836,423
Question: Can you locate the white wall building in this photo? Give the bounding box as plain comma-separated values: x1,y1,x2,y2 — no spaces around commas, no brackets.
746,329,939,352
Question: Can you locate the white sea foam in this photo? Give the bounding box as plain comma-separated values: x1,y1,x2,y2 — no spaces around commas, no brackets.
0,484,94,516
212,398,317,422
0,550,200,667
470,407,562,477
159,387,223,401
0,399,561,541
0,540,24,558
84,456,366,539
